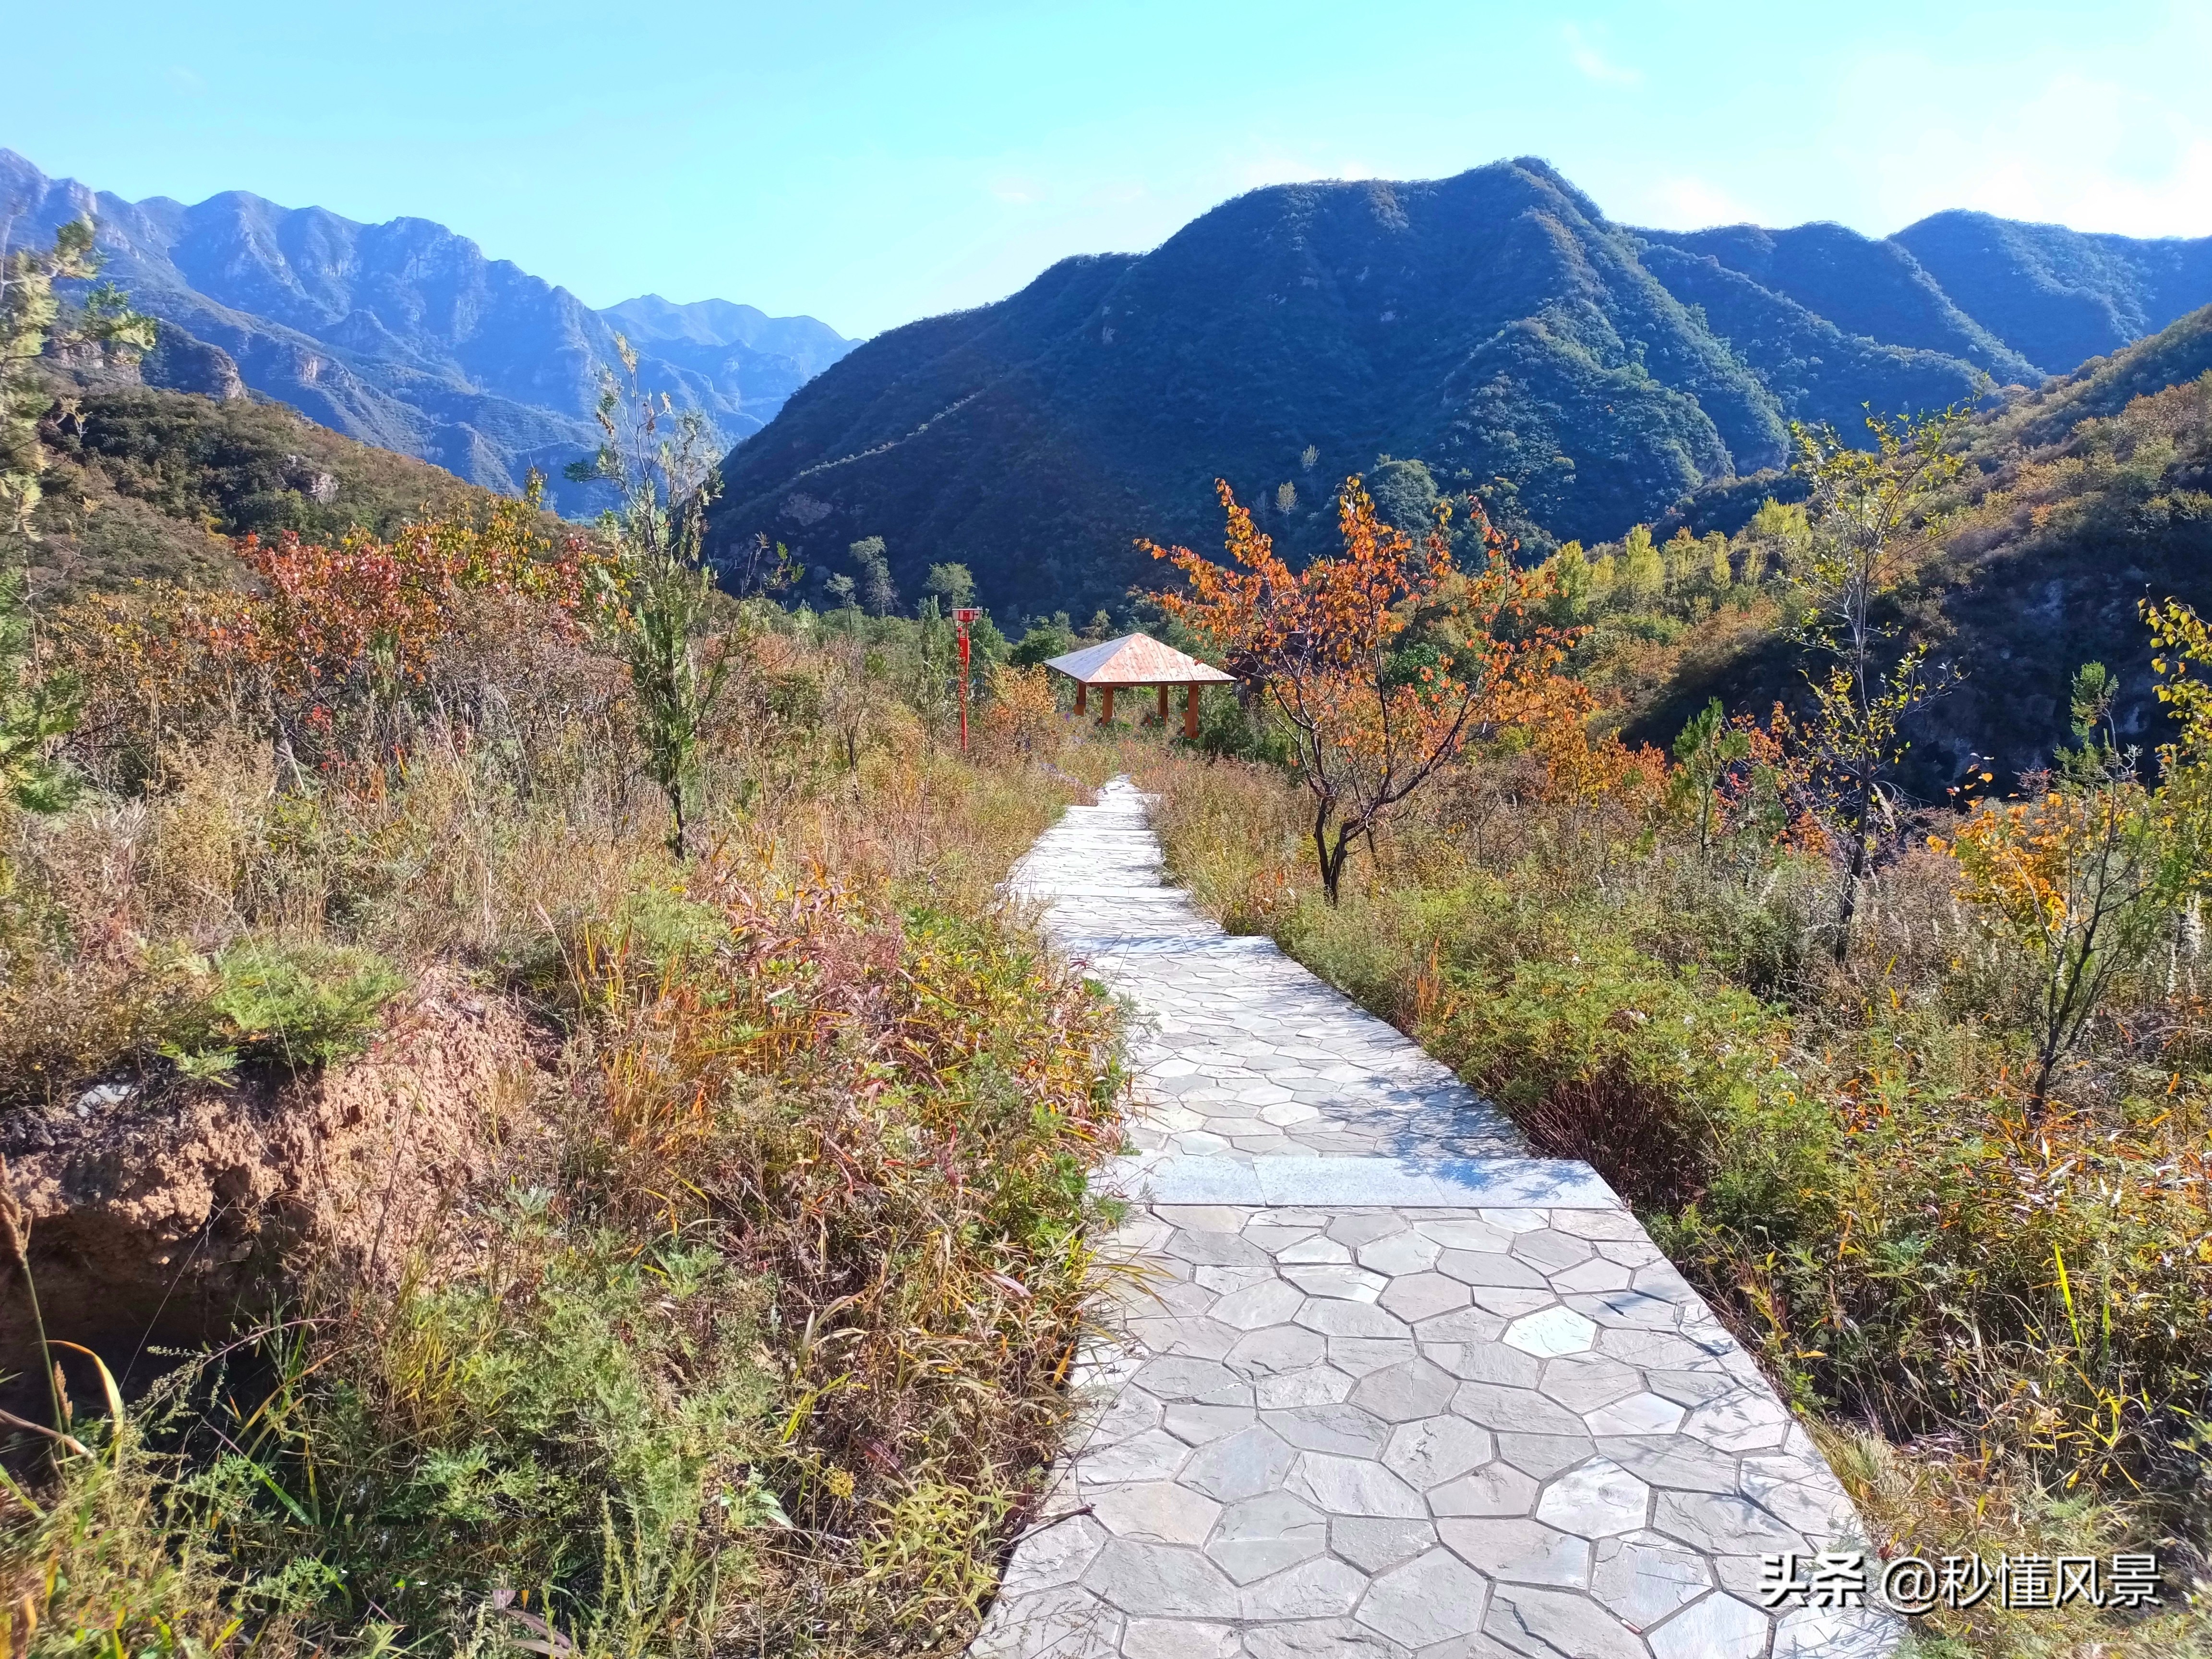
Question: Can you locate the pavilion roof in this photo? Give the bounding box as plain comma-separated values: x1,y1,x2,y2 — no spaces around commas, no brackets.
1042,632,1238,686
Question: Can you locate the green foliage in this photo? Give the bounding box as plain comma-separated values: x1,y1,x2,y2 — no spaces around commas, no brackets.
573,339,734,858
159,940,404,1073
1667,697,1749,855
0,563,79,812
848,534,896,616
3,219,154,534
1009,618,1076,668
1787,407,1970,961
922,560,974,610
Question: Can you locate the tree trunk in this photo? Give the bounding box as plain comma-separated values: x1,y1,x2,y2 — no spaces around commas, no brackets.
1832,781,1872,966
1315,816,1357,905
1832,834,1866,966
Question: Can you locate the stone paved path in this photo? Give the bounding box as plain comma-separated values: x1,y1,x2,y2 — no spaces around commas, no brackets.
975,781,1898,1659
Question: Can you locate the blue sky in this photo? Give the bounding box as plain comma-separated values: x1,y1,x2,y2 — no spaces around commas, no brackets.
12,0,2212,338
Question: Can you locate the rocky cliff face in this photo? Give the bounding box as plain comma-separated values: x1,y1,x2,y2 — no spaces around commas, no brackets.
1,149,853,515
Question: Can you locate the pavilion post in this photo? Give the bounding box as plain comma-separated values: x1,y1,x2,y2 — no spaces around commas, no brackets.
1184,684,1199,739
1075,682,1087,715
1156,685,1169,724
1100,685,1116,723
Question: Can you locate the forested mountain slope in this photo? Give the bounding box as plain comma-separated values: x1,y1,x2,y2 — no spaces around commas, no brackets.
1623,304,2212,793
706,159,2212,620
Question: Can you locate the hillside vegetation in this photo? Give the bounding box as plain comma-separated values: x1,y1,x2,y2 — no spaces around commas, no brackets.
0,293,1124,1648
24,377,508,596
1609,304,2212,791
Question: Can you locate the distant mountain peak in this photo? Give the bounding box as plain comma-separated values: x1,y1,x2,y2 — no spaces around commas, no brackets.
0,147,854,515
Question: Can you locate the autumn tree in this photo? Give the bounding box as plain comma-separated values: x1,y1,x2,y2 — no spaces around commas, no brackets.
567,336,733,857
1147,477,1569,903
1789,408,1967,963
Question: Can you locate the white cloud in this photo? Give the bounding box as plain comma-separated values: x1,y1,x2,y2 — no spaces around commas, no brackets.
1562,23,1640,87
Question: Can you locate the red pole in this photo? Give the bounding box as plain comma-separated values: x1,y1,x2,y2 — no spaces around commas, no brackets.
953,607,979,751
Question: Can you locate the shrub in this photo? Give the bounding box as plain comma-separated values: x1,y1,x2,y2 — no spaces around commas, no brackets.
158,939,405,1073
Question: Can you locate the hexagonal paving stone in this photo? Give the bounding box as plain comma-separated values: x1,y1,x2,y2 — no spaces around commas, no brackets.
1001,1513,1111,1593
1225,1324,1328,1379
1332,1515,1439,1573
1682,1387,1793,1453
1289,1452,1429,1517
1448,1381,1592,1438
1485,1584,1647,1659
1205,1490,1329,1584
1503,1306,1598,1357
1284,1264,1388,1302
1242,1619,1401,1659
1134,1356,1252,1407
1431,1459,1541,1517
1276,1236,1353,1265
1296,1299,1410,1340
1355,1229,1443,1275
1119,1619,1239,1659
1085,1428,1196,1485
1335,1358,1450,1423
1584,1391,1689,1437
1468,1284,1563,1319
1647,1590,1771,1659
1084,1539,1242,1618
1267,1402,1392,1456
1589,1532,1713,1627
1378,1271,1473,1322
1181,1424,1298,1503
1510,1228,1595,1272
1414,1218,1516,1253
1254,1366,1357,1409
1439,1517,1593,1587
1357,1547,1494,1647
971,1583,1124,1659
1238,1554,1369,1620
1091,1482,1224,1546
1651,1489,1808,1556
1436,1248,1552,1289
1381,1414,1495,1489
1536,1457,1652,1538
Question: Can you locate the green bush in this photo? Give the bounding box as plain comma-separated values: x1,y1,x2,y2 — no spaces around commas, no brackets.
160,939,405,1073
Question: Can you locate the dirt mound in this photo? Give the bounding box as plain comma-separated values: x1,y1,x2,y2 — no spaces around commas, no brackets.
0,971,543,1397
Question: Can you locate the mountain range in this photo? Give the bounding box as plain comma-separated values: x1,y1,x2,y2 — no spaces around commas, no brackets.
0,149,852,515
701,158,2212,618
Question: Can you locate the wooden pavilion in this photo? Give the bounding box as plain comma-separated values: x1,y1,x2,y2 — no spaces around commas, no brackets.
1043,632,1237,738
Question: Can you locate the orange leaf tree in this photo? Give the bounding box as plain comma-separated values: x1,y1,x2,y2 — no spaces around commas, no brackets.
1146,477,1570,902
